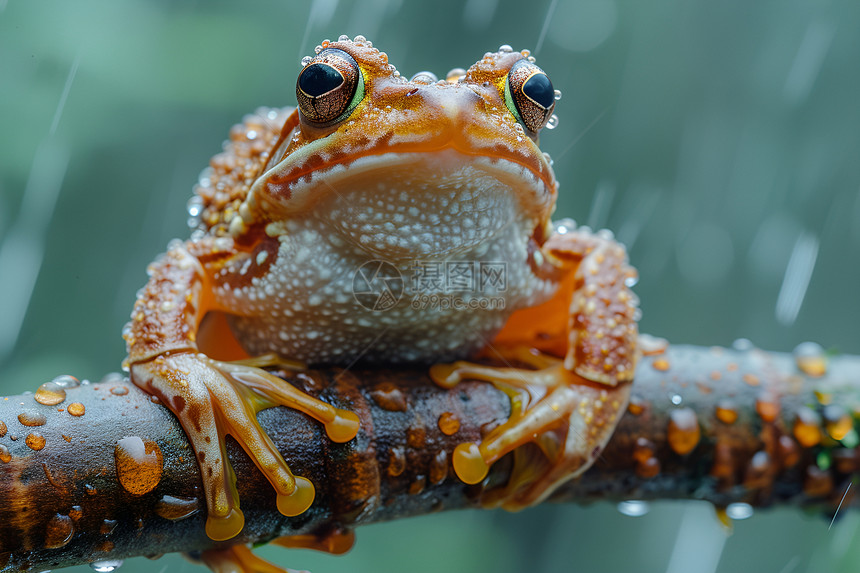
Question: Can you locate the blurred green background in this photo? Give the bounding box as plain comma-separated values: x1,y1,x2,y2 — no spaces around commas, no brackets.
2,0,859,572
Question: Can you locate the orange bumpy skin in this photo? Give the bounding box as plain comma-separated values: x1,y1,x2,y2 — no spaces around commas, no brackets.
125,33,638,563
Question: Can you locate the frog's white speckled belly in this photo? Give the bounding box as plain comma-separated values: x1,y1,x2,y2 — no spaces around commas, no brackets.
215,183,556,366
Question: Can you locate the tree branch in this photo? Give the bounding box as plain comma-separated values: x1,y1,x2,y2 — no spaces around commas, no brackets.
1,341,858,571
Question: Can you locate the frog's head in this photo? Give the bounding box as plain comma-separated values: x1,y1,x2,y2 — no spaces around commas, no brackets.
238,36,559,259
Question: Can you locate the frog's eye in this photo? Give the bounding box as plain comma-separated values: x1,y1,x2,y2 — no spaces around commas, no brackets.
296,48,364,126
504,59,555,134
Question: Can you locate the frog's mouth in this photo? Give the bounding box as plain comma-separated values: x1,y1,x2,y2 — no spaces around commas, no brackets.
251,148,555,260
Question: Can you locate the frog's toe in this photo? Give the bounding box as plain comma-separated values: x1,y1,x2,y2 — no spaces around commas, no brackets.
429,357,630,509
131,353,358,540
218,362,360,443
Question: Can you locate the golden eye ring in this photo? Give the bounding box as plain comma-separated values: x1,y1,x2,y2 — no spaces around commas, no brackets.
296,48,364,126
504,59,556,134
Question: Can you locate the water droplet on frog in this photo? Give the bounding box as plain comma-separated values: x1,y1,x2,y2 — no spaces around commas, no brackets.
514,123,525,134
446,68,466,83
353,35,367,43
115,436,163,495
67,402,85,416
267,109,278,120
0,444,11,463
624,275,639,288
545,114,559,130
314,45,323,54
793,341,827,377
653,358,670,372
90,560,123,572
499,44,513,53
246,130,257,140
186,196,203,217
35,382,66,406
670,393,682,405
51,375,80,389
617,500,650,517
527,55,536,63
410,71,438,85
553,89,562,101
301,55,313,66
338,34,349,41
725,502,753,520
554,219,576,235
18,411,46,426
731,338,753,351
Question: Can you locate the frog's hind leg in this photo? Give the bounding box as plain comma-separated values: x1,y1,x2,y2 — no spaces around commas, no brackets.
127,242,359,541
197,527,354,573
429,224,638,508
199,544,306,573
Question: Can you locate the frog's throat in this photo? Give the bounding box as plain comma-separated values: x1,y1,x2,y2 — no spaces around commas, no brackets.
238,148,556,233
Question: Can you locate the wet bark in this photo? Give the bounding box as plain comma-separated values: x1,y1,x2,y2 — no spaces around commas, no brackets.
1,342,858,572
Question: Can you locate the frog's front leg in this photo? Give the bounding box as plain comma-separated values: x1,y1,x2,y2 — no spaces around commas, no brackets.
125,240,359,540
430,223,638,508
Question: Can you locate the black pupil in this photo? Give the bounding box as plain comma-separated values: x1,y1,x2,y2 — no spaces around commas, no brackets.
299,63,344,97
522,73,554,109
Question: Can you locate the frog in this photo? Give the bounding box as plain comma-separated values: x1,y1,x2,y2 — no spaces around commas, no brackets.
125,35,638,568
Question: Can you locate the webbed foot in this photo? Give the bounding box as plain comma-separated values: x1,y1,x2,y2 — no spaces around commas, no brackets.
132,354,359,540
431,355,630,508
200,544,307,573
430,224,638,508
197,528,354,573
